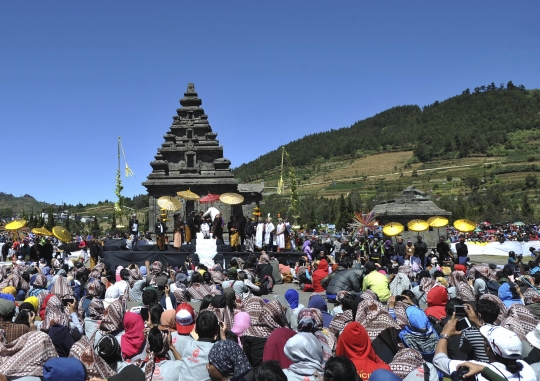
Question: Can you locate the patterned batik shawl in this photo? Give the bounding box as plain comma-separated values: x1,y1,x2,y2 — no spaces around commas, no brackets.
393,301,411,328
500,304,539,340
355,299,400,341
99,300,125,334
390,348,425,379
41,295,71,331
524,287,540,305
69,335,116,380
244,300,289,338
398,266,414,280
328,310,353,337
173,284,188,304
479,294,507,325
297,308,336,364
390,273,412,296
448,271,475,302
51,275,74,299
360,290,379,301
187,283,213,300
243,296,265,325
0,330,59,377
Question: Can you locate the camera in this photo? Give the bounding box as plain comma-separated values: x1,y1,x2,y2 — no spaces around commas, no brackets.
450,366,475,381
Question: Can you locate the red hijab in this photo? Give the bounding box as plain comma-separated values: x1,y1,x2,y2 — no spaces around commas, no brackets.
335,322,390,379
121,312,146,359
424,286,448,320
263,327,297,369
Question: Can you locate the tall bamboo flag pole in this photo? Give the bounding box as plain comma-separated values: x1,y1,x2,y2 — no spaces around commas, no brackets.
277,147,285,195
114,137,134,228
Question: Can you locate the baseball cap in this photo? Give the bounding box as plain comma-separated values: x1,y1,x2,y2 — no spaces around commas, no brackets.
175,303,196,334
480,325,522,359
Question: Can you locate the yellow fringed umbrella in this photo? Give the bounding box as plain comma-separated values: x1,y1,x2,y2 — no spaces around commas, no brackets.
382,222,404,237
157,196,182,211
5,220,27,231
32,227,53,236
52,226,72,242
453,219,476,232
176,189,200,201
407,219,429,232
219,193,244,205
428,216,449,228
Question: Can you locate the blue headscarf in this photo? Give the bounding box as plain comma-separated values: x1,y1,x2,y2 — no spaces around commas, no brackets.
308,294,332,327
285,289,300,309
43,358,85,381
398,306,439,358
0,293,15,302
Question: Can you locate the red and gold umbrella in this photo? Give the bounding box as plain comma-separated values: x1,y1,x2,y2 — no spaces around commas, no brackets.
199,193,221,204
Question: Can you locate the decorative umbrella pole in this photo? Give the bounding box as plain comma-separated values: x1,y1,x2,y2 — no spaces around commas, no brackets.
428,216,449,238
114,137,134,229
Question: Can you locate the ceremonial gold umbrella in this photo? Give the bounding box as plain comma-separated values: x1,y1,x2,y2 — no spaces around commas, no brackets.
157,196,182,211
32,227,53,236
453,219,476,232
219,193,244,205
428,216,449,228
407,219,429,232
5,220,27,230
52,226,72,242
176,189,200,201
382,222,404,237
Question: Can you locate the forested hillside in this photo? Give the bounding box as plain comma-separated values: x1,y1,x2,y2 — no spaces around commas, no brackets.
233,82,540,182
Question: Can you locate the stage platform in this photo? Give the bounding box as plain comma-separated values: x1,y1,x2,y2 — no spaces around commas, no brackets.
101,250,303,271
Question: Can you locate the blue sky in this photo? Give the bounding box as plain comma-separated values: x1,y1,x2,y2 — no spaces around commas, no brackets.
1,1,539,205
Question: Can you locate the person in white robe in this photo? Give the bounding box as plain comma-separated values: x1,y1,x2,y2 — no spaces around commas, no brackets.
275,218,286,252
264,217,275,252
255,217,265,250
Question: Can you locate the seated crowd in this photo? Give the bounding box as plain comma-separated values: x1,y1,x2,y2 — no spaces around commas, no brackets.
1,244,540,381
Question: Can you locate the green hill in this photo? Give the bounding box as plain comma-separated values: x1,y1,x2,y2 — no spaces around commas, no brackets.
233,82,540,182
0,192,50,217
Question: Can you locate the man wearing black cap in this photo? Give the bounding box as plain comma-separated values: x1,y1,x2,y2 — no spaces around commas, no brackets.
414,235,428,267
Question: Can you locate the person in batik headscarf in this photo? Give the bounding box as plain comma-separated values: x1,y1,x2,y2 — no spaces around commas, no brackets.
207,340,252,381
243,300,289,367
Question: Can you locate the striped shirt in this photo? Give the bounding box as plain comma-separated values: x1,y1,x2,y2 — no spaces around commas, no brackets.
460,327,490,363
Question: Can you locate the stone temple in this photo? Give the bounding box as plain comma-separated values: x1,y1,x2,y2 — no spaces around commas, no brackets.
143,83,262,233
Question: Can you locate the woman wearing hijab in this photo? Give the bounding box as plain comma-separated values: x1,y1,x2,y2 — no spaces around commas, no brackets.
398,306,439,362
282,332,324,381
284,289,304,316
243,300,289,367
424,285,449,321
312,259,329,293
263,327,297,369
207,340,252,381
297,308,336,364
498,282,525,308
308,294,332,327
121,312,147,362
335,322,390,380
159,309,177,333
231,312,251,347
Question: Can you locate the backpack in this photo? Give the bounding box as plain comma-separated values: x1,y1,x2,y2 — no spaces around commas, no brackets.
486,280,500,295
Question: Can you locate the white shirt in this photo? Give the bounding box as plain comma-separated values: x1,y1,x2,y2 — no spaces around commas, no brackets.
433,353,536,381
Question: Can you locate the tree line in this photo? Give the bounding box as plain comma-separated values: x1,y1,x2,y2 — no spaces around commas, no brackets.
233,82,540,182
